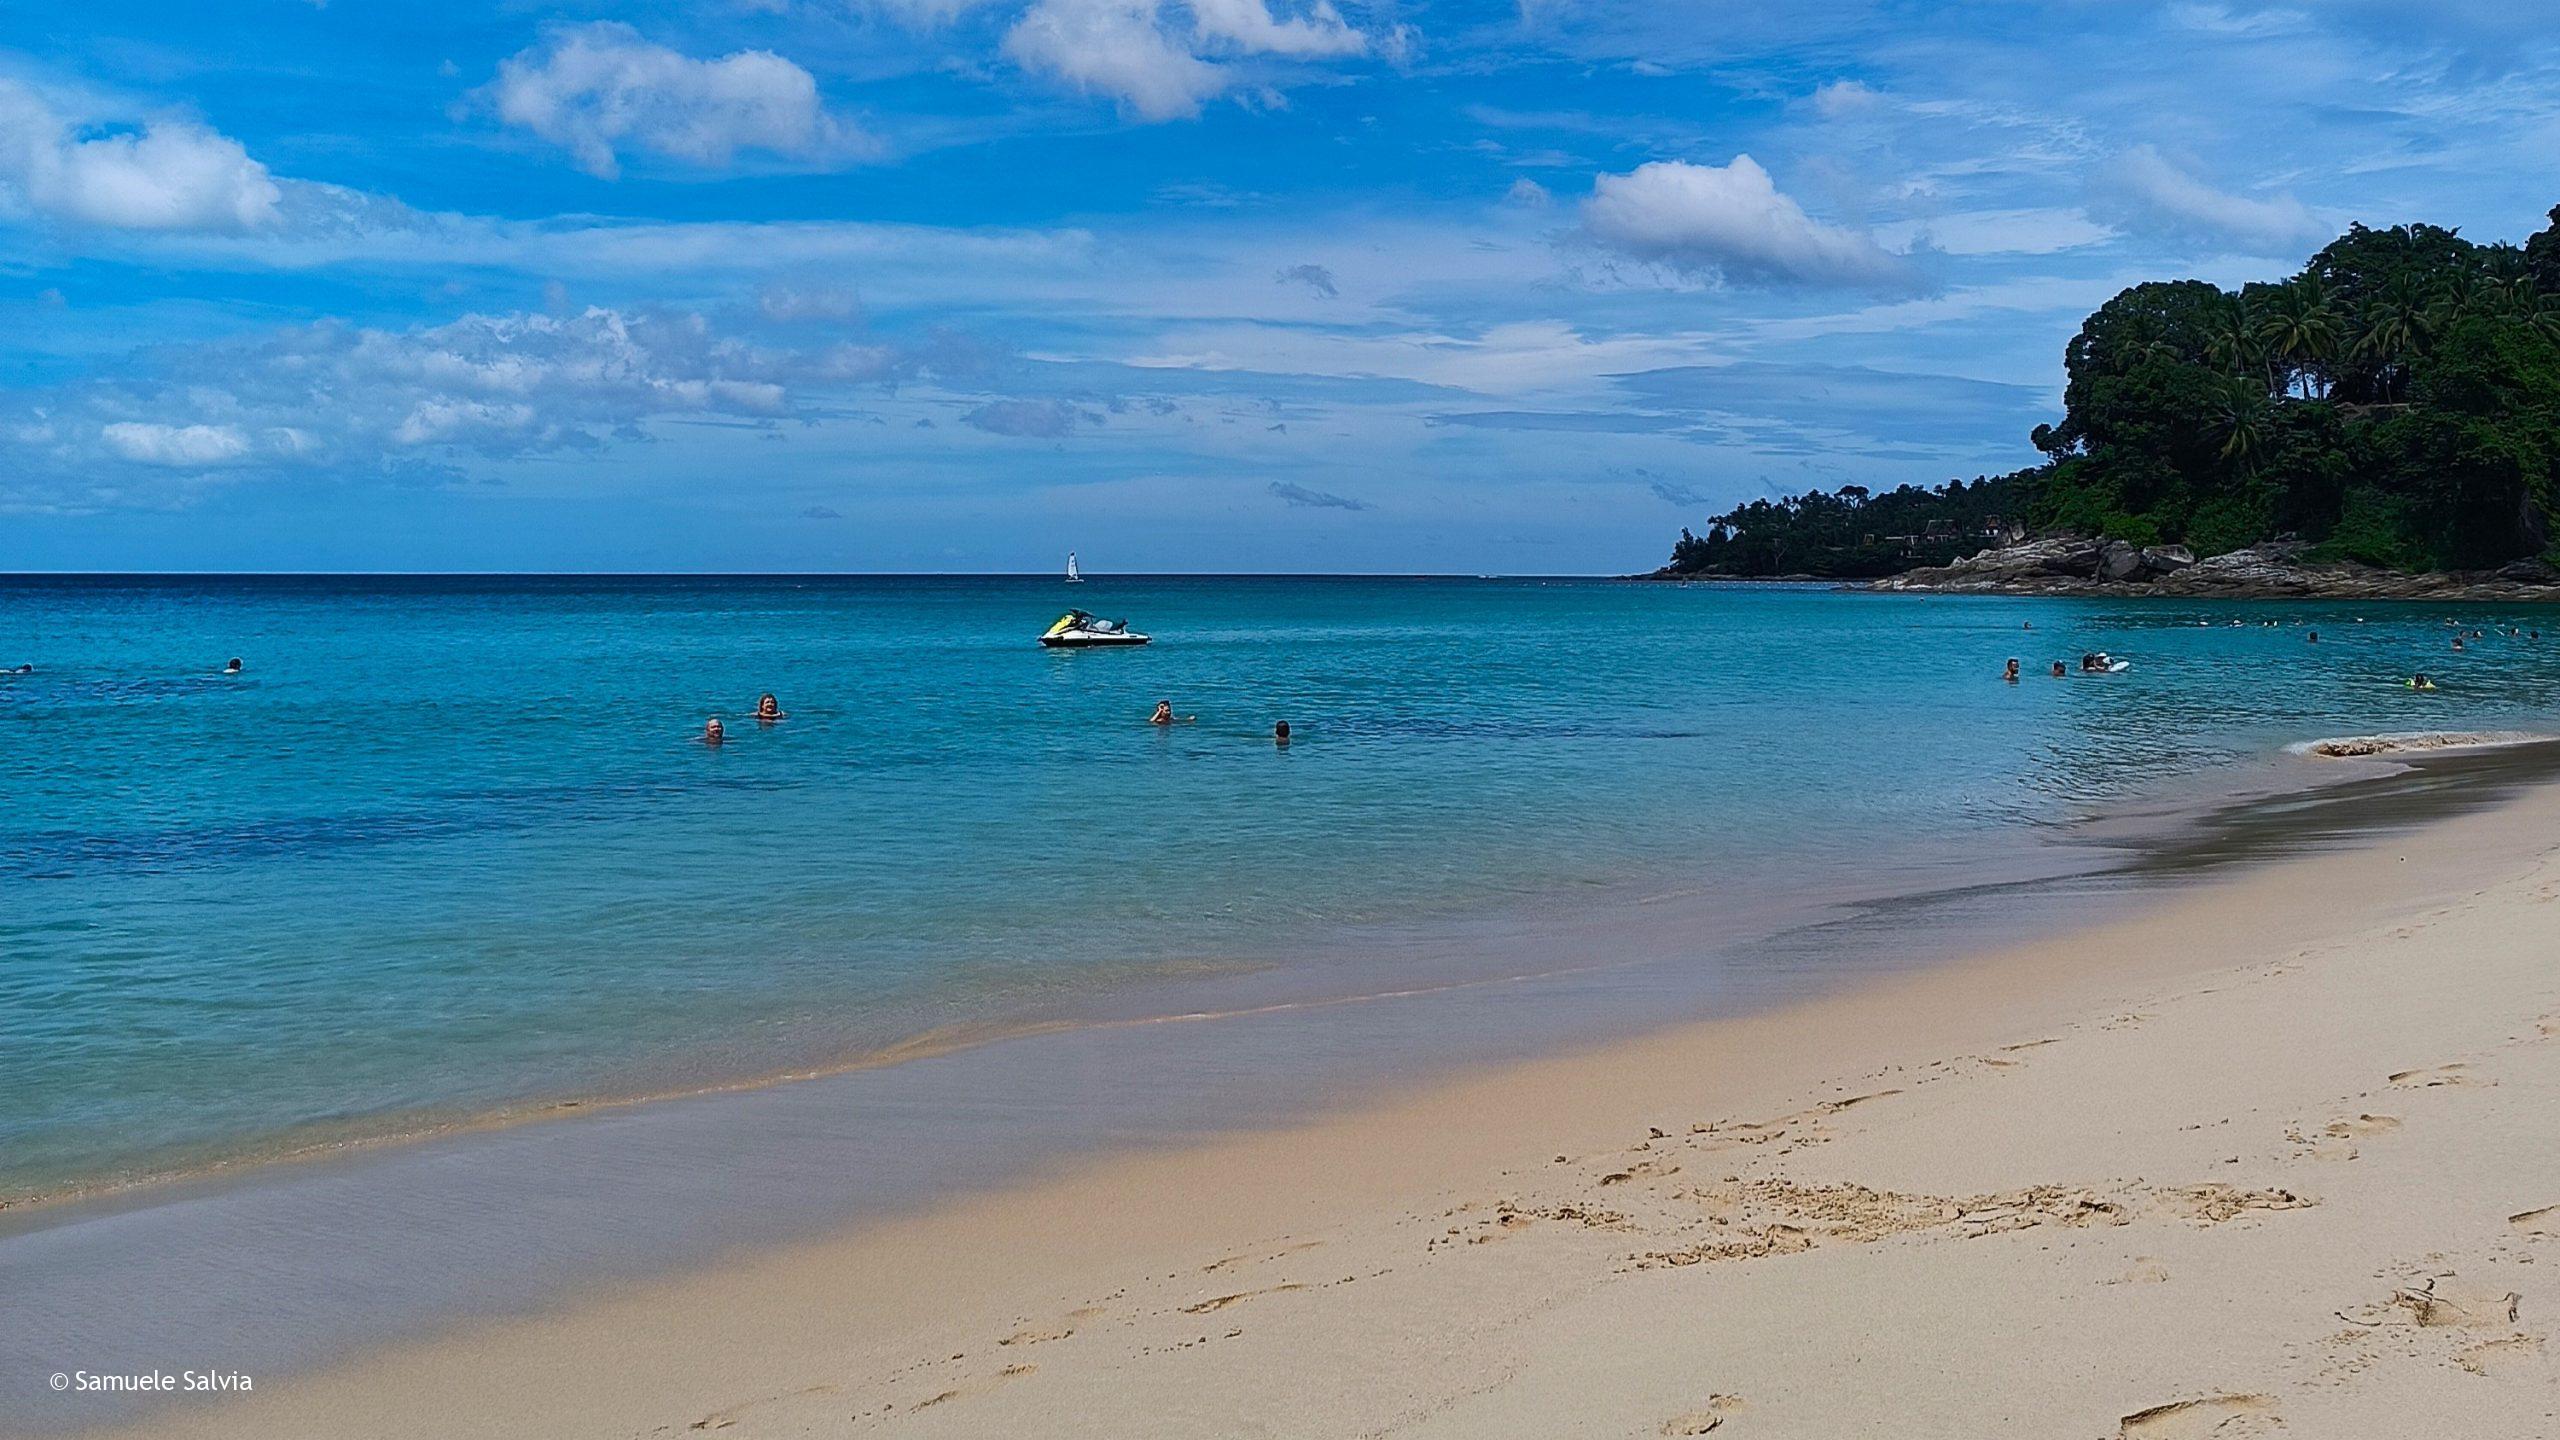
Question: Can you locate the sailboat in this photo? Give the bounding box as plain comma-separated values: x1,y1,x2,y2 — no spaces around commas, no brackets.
1065,552,1084,583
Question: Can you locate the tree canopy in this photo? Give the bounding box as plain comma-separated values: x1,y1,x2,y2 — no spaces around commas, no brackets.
1661,204,2560,578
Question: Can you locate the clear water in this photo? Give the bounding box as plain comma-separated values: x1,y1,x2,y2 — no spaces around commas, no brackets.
7,575,2559,1198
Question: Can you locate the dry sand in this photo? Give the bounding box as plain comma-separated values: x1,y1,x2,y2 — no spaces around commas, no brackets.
107,781,2560,1440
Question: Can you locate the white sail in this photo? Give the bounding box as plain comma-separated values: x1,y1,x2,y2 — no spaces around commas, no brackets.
1066,552,1083,582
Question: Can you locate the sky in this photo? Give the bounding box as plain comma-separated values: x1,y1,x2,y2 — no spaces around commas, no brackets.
2,1,2556,572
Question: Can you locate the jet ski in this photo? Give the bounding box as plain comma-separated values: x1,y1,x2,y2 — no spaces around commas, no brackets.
1040,610,1151,648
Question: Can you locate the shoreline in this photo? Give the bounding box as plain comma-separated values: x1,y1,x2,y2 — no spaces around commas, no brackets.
15,744,2560,1437
6,729,2542,1224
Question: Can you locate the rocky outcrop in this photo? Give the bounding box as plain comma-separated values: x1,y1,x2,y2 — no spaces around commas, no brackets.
1873,536,2560,601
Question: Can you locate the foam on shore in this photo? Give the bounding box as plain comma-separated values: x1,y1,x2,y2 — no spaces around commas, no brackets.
2290,729,2549,759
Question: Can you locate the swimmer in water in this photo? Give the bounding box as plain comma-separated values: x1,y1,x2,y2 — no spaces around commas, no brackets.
702,717,726,745
2051,661,2067,678
2307,630,2318,643
2410,674,2436,691
2004,658,2021,683
1274,719,1291,747
223,658,243,675
755,693,785,723
2452,637,2466,651
1148,700,1195,726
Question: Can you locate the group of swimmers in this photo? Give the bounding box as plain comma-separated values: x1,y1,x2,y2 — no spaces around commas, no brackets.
2001,654,2119,682
1152,699,1292,746
699,694,786,745
2004,613,2547,690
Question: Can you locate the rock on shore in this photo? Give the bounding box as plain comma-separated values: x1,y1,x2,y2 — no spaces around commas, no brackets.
1873,536,2560,601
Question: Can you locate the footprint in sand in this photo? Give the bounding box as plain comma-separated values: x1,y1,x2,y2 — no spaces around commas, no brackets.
2103,1257,2172,1286
2116,1393,2278,1438
1658,1393,1745,1435
1178,1282,1305,1315
2456,1333,2547,1375
2339,1276,2521,1330
2323,1113,2401,1138
2509,1205,2559,1239
2387,1063,2484,1089
911,1365,1035,1412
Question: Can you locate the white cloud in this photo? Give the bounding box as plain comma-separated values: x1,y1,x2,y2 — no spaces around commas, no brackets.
1002,0,1372,121
99,422,253,466
1581,156,1916,289
2094,145,2325,255
11,306,835,499
483,23,874,179
0,79,282,232
1004,0,1229,120
1188,0,1366,57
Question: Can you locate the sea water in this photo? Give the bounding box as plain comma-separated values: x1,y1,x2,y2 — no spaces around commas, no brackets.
7,574,2560,1200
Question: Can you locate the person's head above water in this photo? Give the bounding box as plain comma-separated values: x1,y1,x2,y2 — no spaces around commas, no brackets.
756,693,780,718
703,717,725,743
2003,658,2020,681
1274,720,1291,743
1150,700,1173,724
223,658,242,673
2051,661,2067,677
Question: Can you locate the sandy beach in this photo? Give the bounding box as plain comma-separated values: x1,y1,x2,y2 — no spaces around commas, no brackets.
71,765,2558,1440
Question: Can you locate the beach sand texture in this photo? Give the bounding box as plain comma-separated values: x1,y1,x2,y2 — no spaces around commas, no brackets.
100,780,2560,1440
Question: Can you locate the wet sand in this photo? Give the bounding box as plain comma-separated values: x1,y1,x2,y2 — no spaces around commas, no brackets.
16,745,2560,1437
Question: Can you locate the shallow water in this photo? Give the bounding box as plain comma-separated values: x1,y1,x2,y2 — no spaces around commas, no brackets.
7,575,2560,1198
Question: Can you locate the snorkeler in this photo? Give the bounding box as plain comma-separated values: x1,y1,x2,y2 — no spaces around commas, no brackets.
702,717,726,745
755,693,785,723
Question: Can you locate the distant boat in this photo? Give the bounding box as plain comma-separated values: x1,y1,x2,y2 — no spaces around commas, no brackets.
1066,552,1084,583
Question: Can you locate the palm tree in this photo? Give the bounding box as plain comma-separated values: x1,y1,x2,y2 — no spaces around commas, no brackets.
2216,382,2274,471
2257,277,2344,400
2352,277,2429,402
2204,295,2270,391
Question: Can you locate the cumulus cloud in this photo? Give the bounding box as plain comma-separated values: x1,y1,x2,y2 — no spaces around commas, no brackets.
1003,0,1371,121
99,422,255,466
1274,262,1337,297
483,23,874,178
1268,479,1367,509
0,305,898,507
2094,146,2325,255
0,79,282,232
962,397,1087,436
1188,0,1366,57
1581,156,1916,290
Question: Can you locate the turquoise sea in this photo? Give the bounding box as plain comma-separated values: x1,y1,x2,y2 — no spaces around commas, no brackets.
8,574,2560,1202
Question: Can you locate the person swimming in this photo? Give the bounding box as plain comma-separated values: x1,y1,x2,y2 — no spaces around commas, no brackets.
1148,700,1196,725
2307,630,2318,643
2050,661,2067,678
755,693,785,723
1274,719,1291,746
2409,674,2437,691
701,717,726,745
2003,658,2020,683
2452,637,2466,651
223,658,243,674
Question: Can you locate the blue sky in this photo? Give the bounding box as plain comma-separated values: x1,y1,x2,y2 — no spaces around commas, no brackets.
3,0,2556,572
